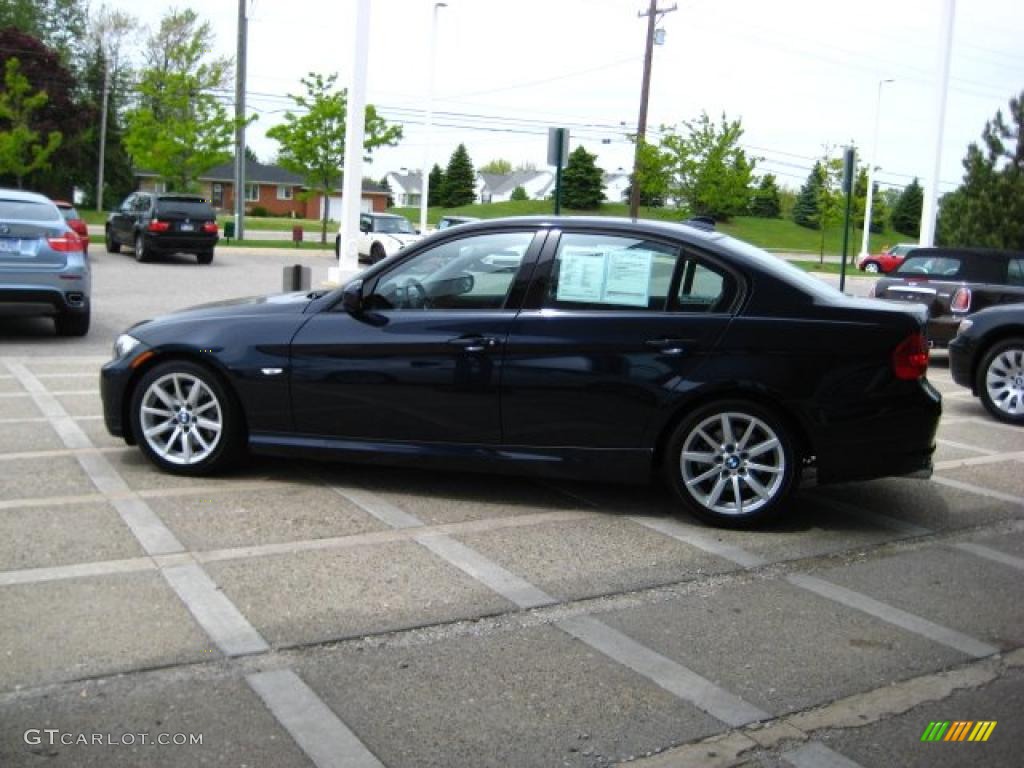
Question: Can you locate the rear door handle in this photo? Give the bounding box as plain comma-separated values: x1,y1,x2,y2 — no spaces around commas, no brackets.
449,335,500,353
645,338,691,356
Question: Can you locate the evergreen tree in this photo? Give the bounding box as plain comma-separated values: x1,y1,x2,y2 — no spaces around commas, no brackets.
891,177,923,236
561,145,605,209
427,163,444,207
0,58,61,188
379,176,394,208
749,173,781,217
792,162,824,229
510,185,528,201
440,144,476,207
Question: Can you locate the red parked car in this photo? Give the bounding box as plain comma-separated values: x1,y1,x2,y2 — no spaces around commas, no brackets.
52,200,90,252
857,243,917,274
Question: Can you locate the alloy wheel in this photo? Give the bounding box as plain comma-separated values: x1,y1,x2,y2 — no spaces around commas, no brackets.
865,262,880,273
139,372,223,465
679,411,786,517
984,345,1024,418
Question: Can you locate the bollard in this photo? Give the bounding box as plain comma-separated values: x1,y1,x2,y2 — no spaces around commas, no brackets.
291,225,303,247
282,264,311,292
224,220,235,242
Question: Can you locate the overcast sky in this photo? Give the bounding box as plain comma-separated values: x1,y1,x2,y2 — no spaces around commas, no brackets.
106,0,1023,192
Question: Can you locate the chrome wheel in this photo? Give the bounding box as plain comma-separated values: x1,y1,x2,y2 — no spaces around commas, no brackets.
864,262,880,273
679,411,786,517
139,372,223,466
984,345,1024,418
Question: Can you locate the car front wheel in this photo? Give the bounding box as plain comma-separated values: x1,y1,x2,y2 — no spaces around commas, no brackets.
863,261,881,273
664,400,798,527
977,338,1024,425
130,361,243,475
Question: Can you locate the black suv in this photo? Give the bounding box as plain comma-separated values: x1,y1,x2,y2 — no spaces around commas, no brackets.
873,247,1024,347
105,193,219,264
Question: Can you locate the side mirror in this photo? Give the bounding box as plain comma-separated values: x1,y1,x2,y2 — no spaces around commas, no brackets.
341,279,364,314
359,223,370,233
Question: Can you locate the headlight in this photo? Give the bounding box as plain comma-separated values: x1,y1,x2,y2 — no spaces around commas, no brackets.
113,334,142,359
956,319,973,336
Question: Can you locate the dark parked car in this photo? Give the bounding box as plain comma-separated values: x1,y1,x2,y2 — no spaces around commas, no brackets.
105,192,219,264
101,217,940,527
872,247,1024,347
437,215,480,230
949,304,1024,424
0,188,91,336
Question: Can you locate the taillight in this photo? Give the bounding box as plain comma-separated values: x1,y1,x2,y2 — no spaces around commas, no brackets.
147,220,170,232
951,286,972,313
46,233,83,252
202,222,218,234
892,332,930,380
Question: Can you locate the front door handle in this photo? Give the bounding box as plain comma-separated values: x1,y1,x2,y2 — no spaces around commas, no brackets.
645,338,691,356
449,335,500,353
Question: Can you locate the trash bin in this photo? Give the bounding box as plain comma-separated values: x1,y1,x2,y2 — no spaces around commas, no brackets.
224,220,235,241
292,225,303,247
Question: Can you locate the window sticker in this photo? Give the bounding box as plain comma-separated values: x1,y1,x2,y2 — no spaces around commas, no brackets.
555,246,654,307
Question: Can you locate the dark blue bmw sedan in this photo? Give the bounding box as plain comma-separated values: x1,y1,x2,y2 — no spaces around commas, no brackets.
101,217,940,527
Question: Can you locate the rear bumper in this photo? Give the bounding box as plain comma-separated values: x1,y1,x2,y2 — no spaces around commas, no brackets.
0,286,89,316
927,315,961,348
143,233,218,253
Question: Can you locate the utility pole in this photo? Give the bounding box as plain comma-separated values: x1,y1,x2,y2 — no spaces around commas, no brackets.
629,0,676,220
96,59,111,212
419,3,447,235
233,0,248,240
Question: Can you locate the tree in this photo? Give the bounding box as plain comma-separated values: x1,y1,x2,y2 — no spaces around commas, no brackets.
379,175,395,208
440,144,476,207
0,0,89,67
659,112,756,219
626,140,671,208
266,72,401,242
0,59,62,188
428,163,445,207
749,173,781,218
938,92,1024,249
479,158,512,174
561,145,605,209
124,9,239,193
890,178,923,236
510,185,528,201
793,162,824,229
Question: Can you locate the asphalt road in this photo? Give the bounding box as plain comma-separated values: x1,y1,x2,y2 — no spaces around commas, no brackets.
0,245,1021,767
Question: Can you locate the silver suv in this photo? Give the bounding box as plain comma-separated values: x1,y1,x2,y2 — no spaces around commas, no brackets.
0,189,91,336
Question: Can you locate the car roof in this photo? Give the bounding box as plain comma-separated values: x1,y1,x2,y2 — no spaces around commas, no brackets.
155,194,209,202
0,188,55,205
440,215,725,245
904,247,1024,260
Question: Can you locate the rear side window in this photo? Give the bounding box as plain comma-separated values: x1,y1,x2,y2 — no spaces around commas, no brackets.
1007,258,1024,286
895,256,962,277
0,199,60,222
57,205,80,219
545,233,678,311
156,199,214,218
675,257,736,313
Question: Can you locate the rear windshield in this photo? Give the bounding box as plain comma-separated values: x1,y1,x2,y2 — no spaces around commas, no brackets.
0,199,60,222
155,199,214,218
894,256,962,278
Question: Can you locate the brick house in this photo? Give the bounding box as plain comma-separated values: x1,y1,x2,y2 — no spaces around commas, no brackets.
134,159,390,220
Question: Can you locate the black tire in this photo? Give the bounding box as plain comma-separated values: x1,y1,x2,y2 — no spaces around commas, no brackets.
197,250,213,265
105,228,119,254
370,243,385,263
663,399,798,528
975,337,1024,425
129,360,245,475
55,308,90,337
335,234,341,259
134,233,149,263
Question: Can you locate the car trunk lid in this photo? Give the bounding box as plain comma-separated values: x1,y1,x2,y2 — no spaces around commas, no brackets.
0,222,69,268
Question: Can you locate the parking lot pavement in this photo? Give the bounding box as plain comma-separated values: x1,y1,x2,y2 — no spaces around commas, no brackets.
1,275,1023,766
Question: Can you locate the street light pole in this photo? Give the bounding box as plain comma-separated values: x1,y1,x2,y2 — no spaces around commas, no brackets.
233,0,248,241
859,78,893,258
920,0,956,246
419,2,446,235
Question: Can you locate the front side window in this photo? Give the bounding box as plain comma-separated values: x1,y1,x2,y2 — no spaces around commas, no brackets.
366,231,533,311
544,233,678,311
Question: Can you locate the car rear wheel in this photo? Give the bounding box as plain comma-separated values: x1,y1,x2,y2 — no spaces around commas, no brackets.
664,400,798,527
977,337,1024,425
105,228,119,254
130,361,243,475
863,261,881,273
134,234,149,263
197,250,213,265
55,308,90,337
370,243,385,263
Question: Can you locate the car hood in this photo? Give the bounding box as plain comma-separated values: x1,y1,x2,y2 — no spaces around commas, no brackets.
379,232,421,247
128,291,317,333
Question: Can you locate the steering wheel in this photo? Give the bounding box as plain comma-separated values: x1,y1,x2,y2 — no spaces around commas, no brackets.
402,277,429,309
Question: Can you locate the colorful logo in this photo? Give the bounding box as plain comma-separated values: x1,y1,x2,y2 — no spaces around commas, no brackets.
920,721,997,742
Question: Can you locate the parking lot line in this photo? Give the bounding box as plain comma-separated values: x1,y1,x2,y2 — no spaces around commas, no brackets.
954,542,1024,573
0,446,127,462
327,483,424,529
161,562,270,656
782,741,867,768
558,614,771,727
628,514,769,568
786,573,999,658
0,556,155,587
935,437,998,455
931,475,1024,505
247,669,385,768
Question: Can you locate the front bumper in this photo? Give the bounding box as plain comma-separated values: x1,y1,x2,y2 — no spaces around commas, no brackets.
100,356,136,441
948,335,977,391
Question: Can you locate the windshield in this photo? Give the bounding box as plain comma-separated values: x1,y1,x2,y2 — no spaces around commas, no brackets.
894,255,962,278
375,217,415,234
